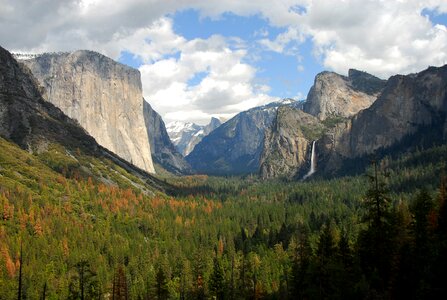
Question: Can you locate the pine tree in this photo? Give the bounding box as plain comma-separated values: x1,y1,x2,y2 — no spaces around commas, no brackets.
209,257,225,300
17,242,23,300
155,265,169,300
358,161,394,296
112,265,128,300
290,227,312,299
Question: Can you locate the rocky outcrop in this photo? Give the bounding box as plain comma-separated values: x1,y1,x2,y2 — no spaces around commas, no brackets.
303,69,386,121
0,46,96,150
186,99,298,175
260,66,447,179
321,65,447,174
20,51,155,173
167,117,222,156
0,45,172,193
260,107,322,179
143,100,191,174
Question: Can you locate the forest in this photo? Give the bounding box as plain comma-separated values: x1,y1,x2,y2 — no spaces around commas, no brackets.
1,136,447,299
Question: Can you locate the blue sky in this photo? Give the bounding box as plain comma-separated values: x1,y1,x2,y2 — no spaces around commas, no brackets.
120,9,322,101
4,0,447,124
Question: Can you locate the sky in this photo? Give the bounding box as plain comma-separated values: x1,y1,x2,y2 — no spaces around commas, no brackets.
1,1,447,125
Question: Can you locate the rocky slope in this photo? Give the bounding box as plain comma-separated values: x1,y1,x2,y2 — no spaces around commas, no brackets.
143,100,192,174
186,99,299,175
303,69,386,120
260,106,322,179
167,117,222,156
321,65,447,174
19,51,155,174
261,65,447,179
0,46,169,193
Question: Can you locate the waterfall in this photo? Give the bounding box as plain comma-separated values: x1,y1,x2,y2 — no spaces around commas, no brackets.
303,141,316,180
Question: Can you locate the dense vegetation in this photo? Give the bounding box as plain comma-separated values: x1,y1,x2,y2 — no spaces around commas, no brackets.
1,136,447,299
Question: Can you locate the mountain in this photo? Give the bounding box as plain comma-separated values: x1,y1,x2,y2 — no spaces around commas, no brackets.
260,70,386,179
18,50,155,174
0,45,168,193
303,69,386,120
143,100,192,174
166,117,222,156
260,106,322,179
320,65,447,175
260,66,447,179
186,99,299,175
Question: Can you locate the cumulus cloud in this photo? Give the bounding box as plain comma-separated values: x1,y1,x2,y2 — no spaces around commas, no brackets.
294,0,447,77
2,0,447,122
138,19,277,124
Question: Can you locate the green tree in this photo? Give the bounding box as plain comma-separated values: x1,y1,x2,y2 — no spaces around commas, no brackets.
209,257,225,300
358,161,394,297
112,265,128,300
155,265,169,300
68,260,100,300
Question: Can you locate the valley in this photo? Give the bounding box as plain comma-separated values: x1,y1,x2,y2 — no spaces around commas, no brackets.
1,37,447,299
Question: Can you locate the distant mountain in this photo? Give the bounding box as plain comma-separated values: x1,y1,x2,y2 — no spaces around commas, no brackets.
19,50,156,173
143,101,192,174
186,99,300,175
166,117,222,156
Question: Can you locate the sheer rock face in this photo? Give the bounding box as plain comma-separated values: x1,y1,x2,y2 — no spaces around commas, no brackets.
143,100,191,175
0,46,97,150
321,65,447,173
303,69,386,121
186,100,302,175
260,107,322,179
20,50,155,173
186,106,276,175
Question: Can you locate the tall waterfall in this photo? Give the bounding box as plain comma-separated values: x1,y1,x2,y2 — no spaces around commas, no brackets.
303,141,316,180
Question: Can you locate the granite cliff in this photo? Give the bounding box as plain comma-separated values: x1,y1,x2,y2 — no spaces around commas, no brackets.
321,65,447,174
261,66,447,179
186,99,299,175
143,100,192,174
260,106,322,179
303,69,386,121
0,46,169,192
20,51,155,174
260,70,385,179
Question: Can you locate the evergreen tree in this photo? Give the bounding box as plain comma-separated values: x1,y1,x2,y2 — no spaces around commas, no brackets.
209,257,225,300
290,227,312,299
112,265,128,300
358,161,393,297
155,265,169,300
68,261,100,300
316,224,336,299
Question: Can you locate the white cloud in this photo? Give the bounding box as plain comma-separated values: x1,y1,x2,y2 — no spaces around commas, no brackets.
259,27,303,54
296,0,447,77
3,0,447,122
138,18,277,124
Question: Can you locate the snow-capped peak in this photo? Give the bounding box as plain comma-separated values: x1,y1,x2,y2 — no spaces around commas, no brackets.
166,121,197,134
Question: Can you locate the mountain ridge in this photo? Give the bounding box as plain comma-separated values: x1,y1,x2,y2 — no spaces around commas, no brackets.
166,117,222,156
186,99,300,175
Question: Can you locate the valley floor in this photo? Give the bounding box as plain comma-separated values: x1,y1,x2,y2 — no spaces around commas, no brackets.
1,137,447,299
